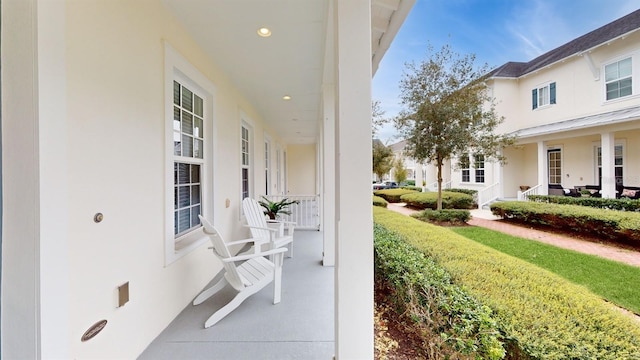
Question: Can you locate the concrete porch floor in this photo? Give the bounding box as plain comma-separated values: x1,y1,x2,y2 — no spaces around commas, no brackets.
138,231,334,360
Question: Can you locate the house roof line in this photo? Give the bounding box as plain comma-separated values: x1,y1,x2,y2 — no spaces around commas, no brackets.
489,8,640,79
510,105,640,139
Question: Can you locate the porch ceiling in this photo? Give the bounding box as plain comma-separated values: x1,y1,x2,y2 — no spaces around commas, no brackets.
162,0,414,145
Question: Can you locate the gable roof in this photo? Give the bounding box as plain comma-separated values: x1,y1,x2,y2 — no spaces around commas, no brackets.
388,139,408,152
490,8,640,78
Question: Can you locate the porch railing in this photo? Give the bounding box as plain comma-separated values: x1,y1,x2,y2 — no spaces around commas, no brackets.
426,180,451,192
477,182,500,209
518,184,542,201
263,194,320,230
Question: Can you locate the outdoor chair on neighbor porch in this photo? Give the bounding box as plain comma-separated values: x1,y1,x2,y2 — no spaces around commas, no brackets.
193,215,287,328
548,184,580,197
242,197,296,258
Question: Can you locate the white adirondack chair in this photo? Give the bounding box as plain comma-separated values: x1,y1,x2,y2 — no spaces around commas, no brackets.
194,215,286,328
242,197,295,258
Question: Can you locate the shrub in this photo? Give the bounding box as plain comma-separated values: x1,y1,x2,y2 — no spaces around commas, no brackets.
373,188,418,203
400,185,422,192
373,207,640,359
372,195,388,208
490,201,640,247
374,224,505,359
405,180,416,186
412,209,471,225
447,188,478,196
528,195,640,212
400,191,475,210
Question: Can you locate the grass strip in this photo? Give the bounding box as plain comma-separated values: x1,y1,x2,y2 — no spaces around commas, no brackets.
451,226,640,315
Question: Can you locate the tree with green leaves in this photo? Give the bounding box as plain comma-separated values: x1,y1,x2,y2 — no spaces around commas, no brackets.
372,140,394,182
394,44,515,210
392,156,408,185
371,100,387,138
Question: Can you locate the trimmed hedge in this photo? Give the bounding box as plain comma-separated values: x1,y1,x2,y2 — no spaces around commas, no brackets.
374,207,640,359
374,224,505,359
372,195,388,208
400,191,475,210
528,194,640,212
490,201,640,246
411,209,471,225
448,188,478,196
373,188,418,203
400,185,423,192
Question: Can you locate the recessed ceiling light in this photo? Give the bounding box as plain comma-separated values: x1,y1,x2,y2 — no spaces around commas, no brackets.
282,95,291,100
257,27,271,37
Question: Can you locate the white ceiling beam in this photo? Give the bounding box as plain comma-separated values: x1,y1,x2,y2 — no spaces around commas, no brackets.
373,0,400,11
371,15,390,33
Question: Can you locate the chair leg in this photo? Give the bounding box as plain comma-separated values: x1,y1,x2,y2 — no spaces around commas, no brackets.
193,277,228,306
204,287,257,328
273,253,284,304
287,242,293,258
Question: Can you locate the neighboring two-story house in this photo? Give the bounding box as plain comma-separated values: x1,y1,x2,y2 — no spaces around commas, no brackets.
488,8,640,201
421,8,640,206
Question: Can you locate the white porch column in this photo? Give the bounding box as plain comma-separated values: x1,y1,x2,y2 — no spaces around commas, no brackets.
601,132,616,198
322,85,336,267
333,0,373,358
415,162,424,188
2,0,70,358
537,141,548,195
496,156,504,199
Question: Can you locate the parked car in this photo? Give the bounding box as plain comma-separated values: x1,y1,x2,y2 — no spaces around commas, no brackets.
383,181,398,189
372,182,386,190
372,181,398,190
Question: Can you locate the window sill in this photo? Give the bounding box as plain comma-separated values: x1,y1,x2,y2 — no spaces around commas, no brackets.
167,227,208,265
602,93,639,105
533,104,554,111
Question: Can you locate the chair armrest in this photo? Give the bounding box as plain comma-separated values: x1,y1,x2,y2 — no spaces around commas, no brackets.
242,224,278,232
222,247,287,262
226,238,262,246
266,219,296,225
208,238,268,251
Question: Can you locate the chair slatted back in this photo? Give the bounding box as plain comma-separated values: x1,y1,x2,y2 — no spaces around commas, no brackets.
198,215,245,290
242,197,271,241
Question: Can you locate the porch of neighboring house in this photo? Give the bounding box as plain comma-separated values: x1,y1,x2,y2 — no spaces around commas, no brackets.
139,230,333,360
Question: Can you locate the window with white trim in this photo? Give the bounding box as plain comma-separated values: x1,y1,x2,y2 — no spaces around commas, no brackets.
164,42,215,264
474,154,485,183
596,144,624,186
173,81,204,236
265,138,271,195
532,82,556,109
460,154,470,182
241,122,252,201
605,57,632,101
276,145,282,194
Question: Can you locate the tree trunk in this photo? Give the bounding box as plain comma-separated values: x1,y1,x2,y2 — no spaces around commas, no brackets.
437,155,443,211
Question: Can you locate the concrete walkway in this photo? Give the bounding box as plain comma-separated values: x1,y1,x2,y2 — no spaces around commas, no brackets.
386,203,640,268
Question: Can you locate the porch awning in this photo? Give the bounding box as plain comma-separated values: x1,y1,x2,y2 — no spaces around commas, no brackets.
512,105,640,138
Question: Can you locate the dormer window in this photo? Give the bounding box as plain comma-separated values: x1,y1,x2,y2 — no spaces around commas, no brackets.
532,82,556,109
605,57,632,101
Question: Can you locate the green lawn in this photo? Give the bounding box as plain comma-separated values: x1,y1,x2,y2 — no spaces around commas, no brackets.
451,226,640,315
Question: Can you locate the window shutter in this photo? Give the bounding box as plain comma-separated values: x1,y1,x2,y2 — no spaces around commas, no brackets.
550,82,556,104
532,88,538,109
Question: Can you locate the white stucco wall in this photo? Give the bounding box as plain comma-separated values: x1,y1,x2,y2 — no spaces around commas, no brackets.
494,31,640,136
286,144,317,194
1,1,284,358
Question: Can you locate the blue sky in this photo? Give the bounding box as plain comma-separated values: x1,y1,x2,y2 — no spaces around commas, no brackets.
372,0,640,143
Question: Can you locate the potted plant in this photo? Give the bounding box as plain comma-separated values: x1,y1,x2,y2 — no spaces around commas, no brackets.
258,196,300,220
